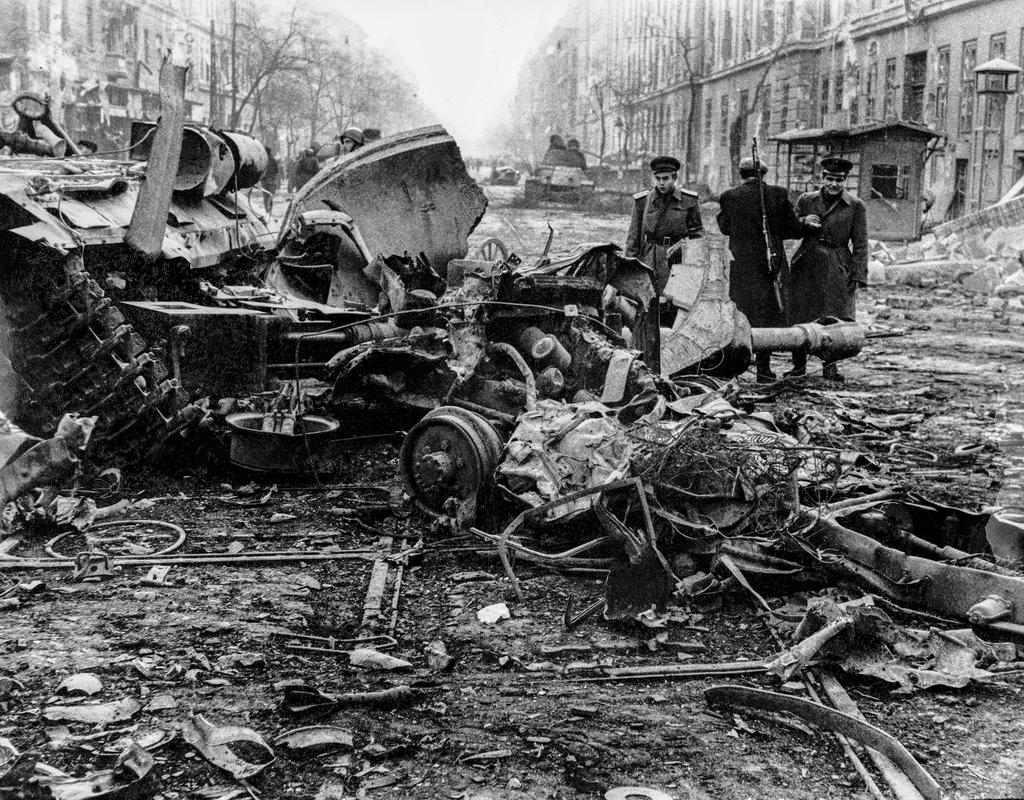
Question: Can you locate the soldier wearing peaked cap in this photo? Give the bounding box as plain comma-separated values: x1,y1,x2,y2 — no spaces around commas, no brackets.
785,154,868,382
716,156,804,382
624,155,703,296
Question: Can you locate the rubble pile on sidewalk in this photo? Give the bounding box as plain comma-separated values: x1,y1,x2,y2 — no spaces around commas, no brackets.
866,202,1024,316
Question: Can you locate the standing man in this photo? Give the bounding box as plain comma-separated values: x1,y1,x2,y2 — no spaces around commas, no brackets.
625,155,703,298
293,148,320,192
261,146,280,214
786,155,868,381
716,156,804,382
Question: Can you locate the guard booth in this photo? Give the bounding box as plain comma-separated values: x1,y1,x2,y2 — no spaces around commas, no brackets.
770,121,943,241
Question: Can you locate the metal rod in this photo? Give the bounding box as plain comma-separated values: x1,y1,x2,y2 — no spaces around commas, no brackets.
0,551,375,570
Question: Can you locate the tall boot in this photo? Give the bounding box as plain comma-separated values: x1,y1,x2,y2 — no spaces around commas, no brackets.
755,352,776,383
784,350,807,378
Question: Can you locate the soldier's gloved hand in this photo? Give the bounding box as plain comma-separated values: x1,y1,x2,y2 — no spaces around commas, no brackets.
804,214,822,230
666,240,684,258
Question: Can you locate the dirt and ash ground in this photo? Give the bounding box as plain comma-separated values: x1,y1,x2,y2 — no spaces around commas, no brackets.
2,186,1024,800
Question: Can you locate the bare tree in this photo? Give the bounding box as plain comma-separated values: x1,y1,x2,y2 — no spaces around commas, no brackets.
228,3,308,131
727,38,789,182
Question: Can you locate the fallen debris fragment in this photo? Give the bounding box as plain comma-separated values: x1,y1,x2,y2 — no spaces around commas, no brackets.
705,685,940,800
347,649,413,671
477,603,511,624
180,713,275,780
42,698,141,724
273,726,355,755
282,684,421,715
424,640,455,672
35,744,154,800
56,673,103,697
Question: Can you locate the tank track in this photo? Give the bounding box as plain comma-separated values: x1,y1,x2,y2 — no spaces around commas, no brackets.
3,249,203,463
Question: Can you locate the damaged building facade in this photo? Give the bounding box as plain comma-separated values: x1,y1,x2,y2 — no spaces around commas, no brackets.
512,0,1024,226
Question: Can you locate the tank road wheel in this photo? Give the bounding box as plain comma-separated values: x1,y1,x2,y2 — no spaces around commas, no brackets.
399,406,503,524
0,249,202,464
475,237,509,262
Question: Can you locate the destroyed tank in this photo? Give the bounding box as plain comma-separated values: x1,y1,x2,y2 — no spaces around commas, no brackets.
0,67,273,460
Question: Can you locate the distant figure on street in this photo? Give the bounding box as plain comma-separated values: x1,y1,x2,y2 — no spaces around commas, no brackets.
624,155,703,297
565,138,587,170
716,156,804,382
540,134,573,167
293,148,320,192
785,155,868,382
261,146,280,214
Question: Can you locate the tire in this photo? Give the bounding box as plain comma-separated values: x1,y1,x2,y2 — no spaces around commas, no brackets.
2,247,203,463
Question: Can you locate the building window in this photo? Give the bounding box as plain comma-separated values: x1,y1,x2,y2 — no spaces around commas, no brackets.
883,57,897,118
849,66,861,125
1018,29,1024,131
833,44,844,113
760,0,775,49
706,13,716,71
990,32,1006,59
762,85,772,134
741,3,752,59
704,97,714,142
865,62,878,120
904,52,927,122
800,2,817,38
780,80,790,130
820,75,830,122
871,164,909,199
935,46,950,128
959,39,977,134
720,96,729,147
39,0,50,33
106,86,128,107
86,1,94,47
722,9,733,63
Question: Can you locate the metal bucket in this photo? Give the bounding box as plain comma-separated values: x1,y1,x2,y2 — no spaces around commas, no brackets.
226,412,340,473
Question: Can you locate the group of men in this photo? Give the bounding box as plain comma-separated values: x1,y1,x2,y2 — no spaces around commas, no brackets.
625,153,867,382
290,126,367,194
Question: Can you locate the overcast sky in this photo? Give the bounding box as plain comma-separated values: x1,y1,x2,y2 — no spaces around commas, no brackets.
330,0,578,151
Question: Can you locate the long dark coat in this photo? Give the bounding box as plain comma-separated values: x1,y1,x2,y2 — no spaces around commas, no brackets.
624,187,703,294
716,179,804,327
786,190,869,323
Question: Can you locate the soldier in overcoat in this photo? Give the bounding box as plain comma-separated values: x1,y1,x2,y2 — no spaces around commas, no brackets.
624,155,703,297
716,156,804,381
785,156,868,381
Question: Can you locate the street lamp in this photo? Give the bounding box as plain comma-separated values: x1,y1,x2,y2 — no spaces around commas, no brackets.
973,57,1021,209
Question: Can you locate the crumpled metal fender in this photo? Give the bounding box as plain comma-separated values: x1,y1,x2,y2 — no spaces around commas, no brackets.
282,125,487,277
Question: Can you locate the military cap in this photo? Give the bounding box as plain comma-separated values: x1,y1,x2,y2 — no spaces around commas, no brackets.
820,155,853,175
649,155,681,174
738,156,768,174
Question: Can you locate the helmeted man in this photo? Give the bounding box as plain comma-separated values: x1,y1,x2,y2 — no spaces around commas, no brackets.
716,156,804,382
565,138,587,170
340,126,364,153
624,155,703,296
785,155,868,381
